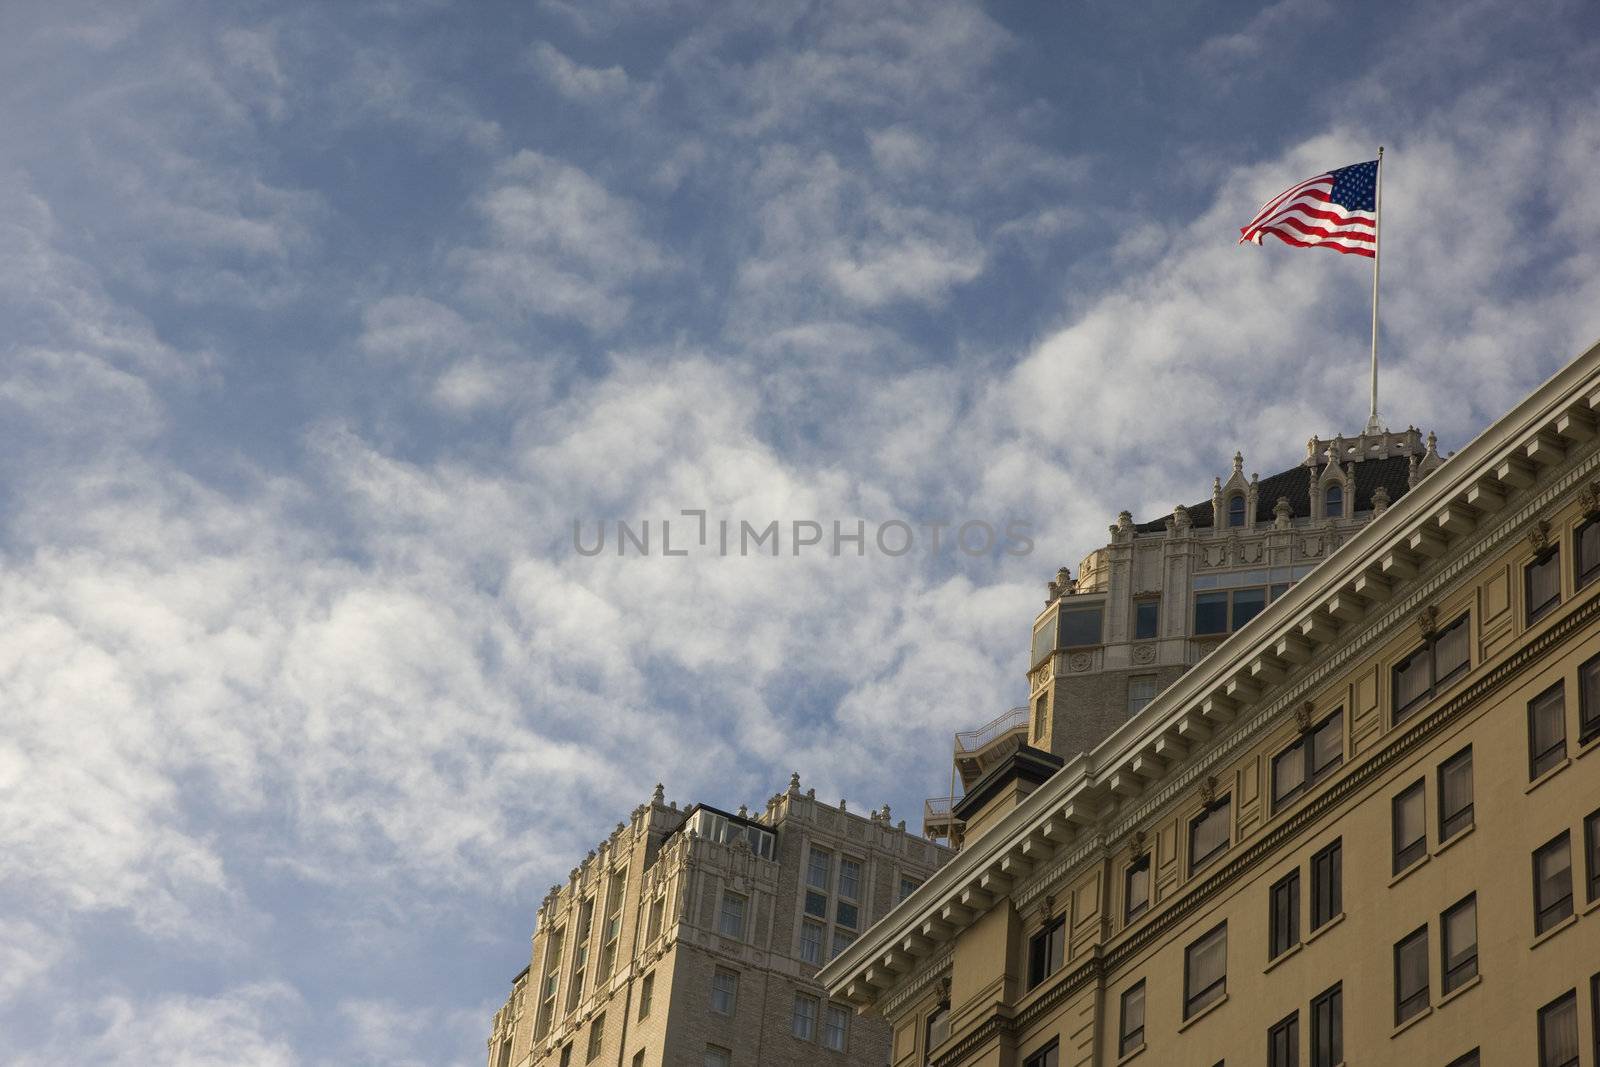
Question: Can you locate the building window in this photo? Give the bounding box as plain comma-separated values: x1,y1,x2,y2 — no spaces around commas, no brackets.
1033,692,1049,740
1268,1010,1298,1067
1271,709,1343,808
1527,546,1562,623
560,1044,573,1067
1124,854,1150,923
838,857,861,901
1128,675,1158,716
1441,894,1478,994
835,901,859,929
807,848,831,891
1324,483,1343,519
1189,795,1232,874
1031,618,1056,667
1183,921,1227,1019
1394,925,1429,1025
1592,974,1600,1065
823,1004,848,1051
805,890,828,919
1534,831,1574,934
1438,746,1474,841
1578,513,1600,589
1538,990,1579,1067
925,1004,950,1061
569,898,595,1010
1027,916,1065,989
1310,983,1341,1067
587,1013,605,1062
899,876,922,902
1529,682,1568,779
1579,651,1600,745
1232,587,1267,629
536,927,565,1038
710,969,738,1015
1059,605,1103,647
791,994,817,1041
638,972,654,1019
830,929,856,959
1392,779,1427,875
1586,809,1600,905
1134,598,1160,640
718,892,746,940
1310,838,1341,929
1393,613,1470,722
1119,981,1146,1056
1228,494,1247,527
703,1045,731,1067
1195,590,1229,635
800,919,824,964
1445,1052,1480,1067
646,895,665,943
497,1040,512,1067
1023,1040,1058,1067
1269,868,1300,959
598,870,626,981
632,1051,643,1067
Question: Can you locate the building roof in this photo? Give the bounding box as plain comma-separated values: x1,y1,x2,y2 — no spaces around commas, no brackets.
1132,452,1416,533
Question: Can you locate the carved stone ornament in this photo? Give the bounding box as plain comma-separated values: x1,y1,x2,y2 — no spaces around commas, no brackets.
1068,652,1093,673
1416,605,1439,641
1580,481,1600,517
937,976,952,1007
1039,894,1056,921
1132,643,1157,664
1199,775,1218,807
1529,519,1551,553
1295,701,1316,734
1130,828,1147,854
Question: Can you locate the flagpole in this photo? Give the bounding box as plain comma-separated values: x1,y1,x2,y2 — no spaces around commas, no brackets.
1366,146,1384,435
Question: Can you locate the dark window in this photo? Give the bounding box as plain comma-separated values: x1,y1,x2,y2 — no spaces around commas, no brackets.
1527,548,1562,623
1183,921,1227,1019
1445,1052,1480,1067
1529,682,1568,779
1195,591,1229,635
1022,1040,1058,1067
1325,483,1343,519
1394,925,1429,1025
1393,613,1470,722
1586,809,1600,905
639,972,654,1018
560,1045,573,1067
1059,606,1102,647
1031,618,1055,667
1392,780,1427,875
1441,894,1478,994
1269,869,1300,959
804,891,827,918
1534,832,1574,934
1579,651,1600,745
1124,854,1150,923
497,1040,512,1067
1438,746,1474,841
1309,983,1341,1067
1118,981,1145,1056
1189,796,1232,874
1271,710,1343,808
1232,587,1267,630
1267,1010,1298,1067
1539,990,1579,1067
1033,692,1049,740
1228,494,1247,527
1027,917,1065,989
1592,974,1600,1066
1577,514,1600,589
1134,599,1160,640
1310,839,1342,929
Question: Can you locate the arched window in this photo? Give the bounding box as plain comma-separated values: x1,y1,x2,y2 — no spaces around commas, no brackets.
1325,484,1344,519
1227,495,1247,527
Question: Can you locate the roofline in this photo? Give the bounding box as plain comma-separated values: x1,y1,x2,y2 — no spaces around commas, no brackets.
821,335,1600,1006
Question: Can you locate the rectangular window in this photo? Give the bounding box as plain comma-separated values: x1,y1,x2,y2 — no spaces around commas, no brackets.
1267,1011,1298,1067
1578,514,1600,589
1441,894,1478,994
632,1051,643,1067
587,1013,605,1062
823,1004,848,1051
1189,796,1231,874
1232,587,1267,630
1031,618,1056,667
703,1046,731,1067
1060,605,1103,647
1393,613,1470,722
1033,691,1049,739
1392,780,1427,875
1394,925,1429,1025
804,890,828,918
498,1040,512,1067
1580,651,1600,745
1538,990,1579,1067
899,876,921,902
1027,917,1065,989
1269,869,1300,959
1134,599,1160,640
1534,832,1574,934
710,969,737,1015
1527,547,1562,623
1022,1040,1058,1067
569,898,595,1010
638,972,654,1019
830,928,856,959
835,900,859,929
791,994,817,1041
598,870,626,981
838,857,861,900
1310,983,1341,1067
1592,973,1599,1066
1128,675,1159,716
799,919,824,964
560,1045,572,1067
1586,809,1600,905
1310,839,1342,929
1119,980,1145,1057
1124,854,1150,923
925,1005,950,1059
1446,1052,1480,1067
1438,746,1474,841
1529,682,1568,779
807,848,831,891
1195,591,1229,635
1183,921,1227,1019
1271,710,1343,808
536,927,565,1038
646,896,664,942
718,892,746,940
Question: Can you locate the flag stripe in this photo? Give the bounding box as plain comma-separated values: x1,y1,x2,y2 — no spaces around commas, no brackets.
1238,159,1379,258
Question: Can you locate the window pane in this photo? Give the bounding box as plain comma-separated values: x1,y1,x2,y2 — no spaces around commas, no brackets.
1060,607,1102,647
1270,871,1300,958
1195,591,1229,635
1272,743,1306,806
1395,927,1429,1023
1032,619,1055,666
1579,652,1600,742
1527,550,1561,621
1539,992,1578,1067
805,891,827,918
1119,982,1145,1055
1232,587,1267,630
719,893,745,938
1530,684,1567,779
835,901,858,929
1228,495,1247,527
1442,896,1477,992
703,1047,730,1067
1325,484,1343,518
1535,834,1574,933
1268,1011,1298,1067
1190,798,1231,872
1393,782,1426,873
807,849,830,890
823,1005,848,1051
1586,811,1600,905
1434,615,1470,682
1311,984,1341,1067
1185,923,1227,1017
711,970,737,1014
799,920,823,965
1128,676,1159,716
830,929,855,959
838,858,861,900
1311,840,1342,928
1394,648,1431,717
791,995,816,1040
1311,712,1343,776
1578,516,1600,587
1439,747,1474,839
1135,600,1160,640
1125,856,1150,922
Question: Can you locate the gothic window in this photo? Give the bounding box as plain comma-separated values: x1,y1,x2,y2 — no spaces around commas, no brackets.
1228,494,1247,527
1325,483,1344,518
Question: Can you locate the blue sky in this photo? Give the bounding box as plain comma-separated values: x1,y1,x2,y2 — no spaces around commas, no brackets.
2,1,1598,1063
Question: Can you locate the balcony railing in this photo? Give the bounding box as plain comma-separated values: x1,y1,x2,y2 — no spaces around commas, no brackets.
953,705,1029,754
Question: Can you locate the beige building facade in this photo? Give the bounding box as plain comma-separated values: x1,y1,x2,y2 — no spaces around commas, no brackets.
488,779,950,1067
825,341,1600,1067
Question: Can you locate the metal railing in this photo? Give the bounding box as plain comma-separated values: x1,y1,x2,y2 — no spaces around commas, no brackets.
953,705,1029,753
924,795,957,818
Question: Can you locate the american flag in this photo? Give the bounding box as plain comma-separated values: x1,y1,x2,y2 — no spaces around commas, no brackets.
1239,159,1378,258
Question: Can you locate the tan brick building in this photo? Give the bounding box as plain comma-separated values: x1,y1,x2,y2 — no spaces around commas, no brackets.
825,340,1600,1066
488,779,950,1067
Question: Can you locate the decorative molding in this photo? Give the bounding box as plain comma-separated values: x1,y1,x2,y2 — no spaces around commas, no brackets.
1529,518,1551,553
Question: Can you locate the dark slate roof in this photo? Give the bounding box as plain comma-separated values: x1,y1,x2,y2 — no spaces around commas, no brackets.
1133,454,1415,533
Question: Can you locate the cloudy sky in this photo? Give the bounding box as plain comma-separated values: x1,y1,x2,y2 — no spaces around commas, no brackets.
2,0,1598,1063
